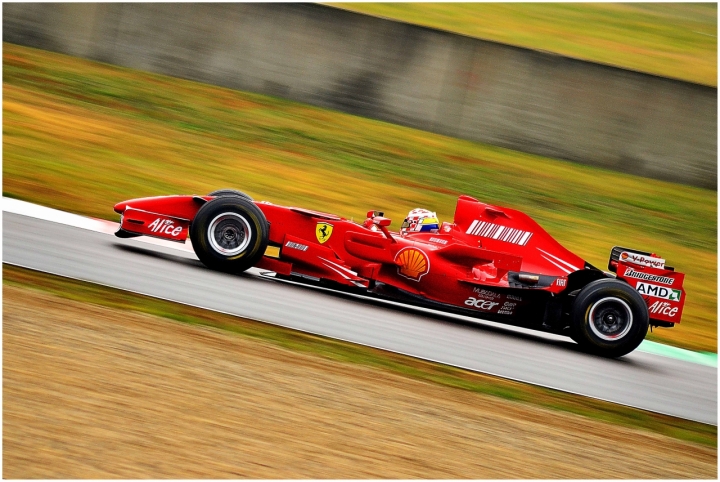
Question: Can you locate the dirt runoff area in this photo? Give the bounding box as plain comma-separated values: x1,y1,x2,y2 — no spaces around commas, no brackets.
3,284,716,479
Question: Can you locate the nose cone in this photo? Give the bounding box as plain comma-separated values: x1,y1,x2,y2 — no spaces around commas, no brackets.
113,201,127,214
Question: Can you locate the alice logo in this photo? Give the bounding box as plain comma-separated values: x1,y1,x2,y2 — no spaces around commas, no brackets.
394,248,430,281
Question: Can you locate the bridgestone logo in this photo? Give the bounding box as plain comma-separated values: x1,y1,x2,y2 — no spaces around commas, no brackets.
623,268,674,286
466,220,533,246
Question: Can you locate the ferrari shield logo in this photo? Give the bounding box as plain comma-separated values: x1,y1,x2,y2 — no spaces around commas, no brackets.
316,222,333,244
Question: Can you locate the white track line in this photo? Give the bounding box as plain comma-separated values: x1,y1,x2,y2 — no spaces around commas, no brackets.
2,197,715,368
5,259,714,426
2,197,194,252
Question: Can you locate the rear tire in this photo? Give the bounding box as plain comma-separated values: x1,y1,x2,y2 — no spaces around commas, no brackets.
190,197,268,273
208,189,253,201
570,278,648,358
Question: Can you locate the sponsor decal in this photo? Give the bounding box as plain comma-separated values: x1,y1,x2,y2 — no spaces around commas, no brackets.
472,288,501,299
316,222,333,244
497,301,517,315
147,218,183,237
429,237,448,245
620,251,665,269
466,220,533,246
285,241,309,252
636,282,681,301
555,278,567,287
623,267,674,286
394,247,430,281
464,297,500,311
470,288,524,303
648,301,679,318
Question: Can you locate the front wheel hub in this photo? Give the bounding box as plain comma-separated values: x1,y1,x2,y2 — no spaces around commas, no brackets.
208,213,252,256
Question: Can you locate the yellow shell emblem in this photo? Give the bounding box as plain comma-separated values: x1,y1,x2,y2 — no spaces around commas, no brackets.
316,222,333,244
395,248,430,281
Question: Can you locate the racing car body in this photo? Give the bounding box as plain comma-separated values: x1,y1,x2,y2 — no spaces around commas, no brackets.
113,190,686,357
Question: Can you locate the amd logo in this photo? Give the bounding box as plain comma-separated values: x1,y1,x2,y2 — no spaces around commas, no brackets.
636,282,681,301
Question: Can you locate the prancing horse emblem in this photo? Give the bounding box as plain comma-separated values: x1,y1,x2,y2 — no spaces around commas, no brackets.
316,222,333,244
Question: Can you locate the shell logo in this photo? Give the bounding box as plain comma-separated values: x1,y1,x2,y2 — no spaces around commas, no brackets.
394,247,430,281
621,252,628,261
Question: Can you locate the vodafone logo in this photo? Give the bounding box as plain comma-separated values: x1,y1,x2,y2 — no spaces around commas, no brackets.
148,218,183,237
464,297,500,311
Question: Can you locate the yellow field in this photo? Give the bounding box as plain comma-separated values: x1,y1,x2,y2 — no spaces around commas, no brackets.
332,3,717,86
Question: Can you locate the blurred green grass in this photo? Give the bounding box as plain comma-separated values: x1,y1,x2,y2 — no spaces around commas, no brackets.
331,3,717,86
2,43,716,352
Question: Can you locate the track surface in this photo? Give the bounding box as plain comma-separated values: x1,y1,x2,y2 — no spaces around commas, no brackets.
3,212,717,424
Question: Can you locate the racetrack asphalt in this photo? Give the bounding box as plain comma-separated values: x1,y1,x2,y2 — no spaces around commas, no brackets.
3,207,717,425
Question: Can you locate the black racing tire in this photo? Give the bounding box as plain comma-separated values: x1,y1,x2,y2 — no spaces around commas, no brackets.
208,189,253,201
190,197,268,273
570,278,649,358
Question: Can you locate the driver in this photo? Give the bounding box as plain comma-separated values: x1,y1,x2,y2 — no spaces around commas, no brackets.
400,208,440,235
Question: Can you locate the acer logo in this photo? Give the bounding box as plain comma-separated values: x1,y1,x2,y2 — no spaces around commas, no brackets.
648,301,679,318
148,218,183,237
464,297,500,310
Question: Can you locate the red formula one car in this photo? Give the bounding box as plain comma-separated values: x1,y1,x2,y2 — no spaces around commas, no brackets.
113,189,686,357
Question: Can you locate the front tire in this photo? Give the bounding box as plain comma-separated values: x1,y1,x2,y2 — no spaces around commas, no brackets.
570,279,648,358
208,189,253,201
190,197,269,273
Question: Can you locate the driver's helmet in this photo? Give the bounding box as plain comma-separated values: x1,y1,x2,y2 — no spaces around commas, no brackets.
401,208,439,234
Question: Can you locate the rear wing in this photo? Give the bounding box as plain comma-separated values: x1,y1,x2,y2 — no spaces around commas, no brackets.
609,246,685,325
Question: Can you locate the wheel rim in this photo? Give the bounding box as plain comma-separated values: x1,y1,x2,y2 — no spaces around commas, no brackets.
588,297,633,341
207,212,252,256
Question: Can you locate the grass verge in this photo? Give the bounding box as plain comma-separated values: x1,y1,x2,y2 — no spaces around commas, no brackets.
331,3,717,86
2,43,716,352
3,263,716,448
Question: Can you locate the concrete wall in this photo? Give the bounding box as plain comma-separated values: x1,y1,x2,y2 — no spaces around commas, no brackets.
4,3,717,189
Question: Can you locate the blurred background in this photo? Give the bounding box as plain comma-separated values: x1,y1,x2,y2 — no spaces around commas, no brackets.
4,2,716,351
2,3,717,477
